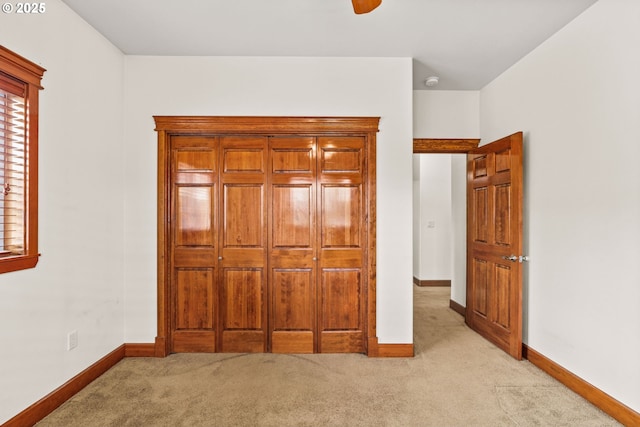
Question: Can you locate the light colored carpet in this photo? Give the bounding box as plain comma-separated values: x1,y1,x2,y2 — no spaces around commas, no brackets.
37,286,619,426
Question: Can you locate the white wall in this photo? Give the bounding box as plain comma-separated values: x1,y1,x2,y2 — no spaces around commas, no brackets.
449,155,467,305
413,155,452,281
0,1,126,423
413,91,479,303
122,56,415,344
414,91,479,138
412,156,421,279
480,0,640,411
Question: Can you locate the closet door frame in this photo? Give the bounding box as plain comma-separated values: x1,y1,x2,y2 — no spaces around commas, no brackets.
154,116,379,357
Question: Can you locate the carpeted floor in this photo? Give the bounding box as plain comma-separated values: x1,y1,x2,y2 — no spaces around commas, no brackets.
37,286,619,426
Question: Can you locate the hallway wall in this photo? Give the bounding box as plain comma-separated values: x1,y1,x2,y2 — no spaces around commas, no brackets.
413,91,479,304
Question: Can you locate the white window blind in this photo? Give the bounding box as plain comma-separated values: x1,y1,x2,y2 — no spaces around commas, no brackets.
0,72,27,257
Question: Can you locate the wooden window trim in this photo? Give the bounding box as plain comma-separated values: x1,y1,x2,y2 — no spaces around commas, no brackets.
0,46,45,273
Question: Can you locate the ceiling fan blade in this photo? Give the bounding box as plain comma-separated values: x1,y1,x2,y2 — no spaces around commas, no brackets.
352,0,382,14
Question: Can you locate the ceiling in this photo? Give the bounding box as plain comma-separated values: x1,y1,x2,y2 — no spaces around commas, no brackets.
61,0,598,90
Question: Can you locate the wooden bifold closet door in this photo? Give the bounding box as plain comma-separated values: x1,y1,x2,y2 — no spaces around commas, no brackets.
155,117,379,355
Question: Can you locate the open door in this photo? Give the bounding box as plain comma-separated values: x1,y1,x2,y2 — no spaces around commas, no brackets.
466,132,523,359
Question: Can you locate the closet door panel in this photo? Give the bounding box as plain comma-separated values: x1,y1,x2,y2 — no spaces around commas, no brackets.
271,268,314,353
272,185,313,248
170,136,218,353
321,185,361,248
220,268,265,352
223,184,263,247
219,137,268,352
269,137,316,353
176,268,215,330
175,186,214,246
172,268,216,352
321,269,361,330
222,269,263,330
317,137,366,353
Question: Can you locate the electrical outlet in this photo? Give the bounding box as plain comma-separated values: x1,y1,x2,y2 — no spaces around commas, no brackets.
67,330,78,351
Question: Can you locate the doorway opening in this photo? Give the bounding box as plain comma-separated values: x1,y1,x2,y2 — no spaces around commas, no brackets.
412,135,525,360
412,139,479,324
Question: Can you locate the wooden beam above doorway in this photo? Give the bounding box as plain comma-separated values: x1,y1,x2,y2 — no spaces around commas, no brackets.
413,138,480,154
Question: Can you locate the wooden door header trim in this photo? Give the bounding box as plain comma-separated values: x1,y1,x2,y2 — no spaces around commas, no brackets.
154,116,380,134
413,138,480,153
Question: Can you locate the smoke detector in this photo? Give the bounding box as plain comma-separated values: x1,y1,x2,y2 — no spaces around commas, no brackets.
424,76,439,87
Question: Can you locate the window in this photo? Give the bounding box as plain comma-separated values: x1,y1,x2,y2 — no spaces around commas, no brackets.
0,46,45,273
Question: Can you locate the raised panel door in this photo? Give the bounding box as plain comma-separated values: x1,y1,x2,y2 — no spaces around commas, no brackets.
317,137,366,353
466,132,523,359
219,136,268,352
170,136,218,352
268,137,316,353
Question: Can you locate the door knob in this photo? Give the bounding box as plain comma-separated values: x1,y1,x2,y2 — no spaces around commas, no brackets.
218,256,223,260
502,255,529,263
312,257,317,261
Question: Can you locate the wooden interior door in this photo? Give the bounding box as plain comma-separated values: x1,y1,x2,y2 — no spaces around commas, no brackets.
218,136,268,352
317,137,366,353
169,136,218,352
268,137,317,353
466,132,523,359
